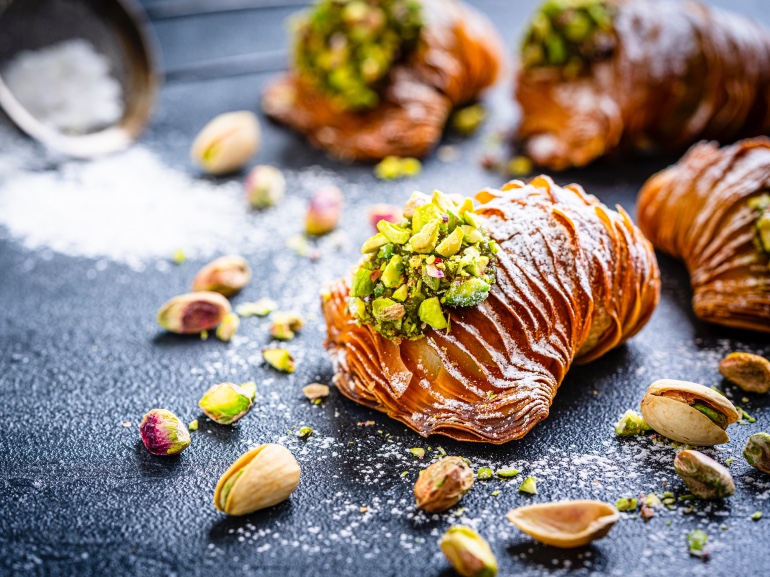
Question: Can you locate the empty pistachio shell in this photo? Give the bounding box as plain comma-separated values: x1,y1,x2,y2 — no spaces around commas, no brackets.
719,352,770,394
157,291,231,334
439,525,497,577
198,382,254,425
192,255,251,296
506,500,619,548
640,379,739,446
214,443,301,516
413,456,474,513
673,450,735,499
743,432,770,474
139,409,190,456
190,111,260,175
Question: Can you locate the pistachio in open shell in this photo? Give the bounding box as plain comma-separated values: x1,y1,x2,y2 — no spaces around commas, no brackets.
214,443,300,516
640,379,739,446
743,432,770,474
719,352,770,394
673,449,735,499
190,111,260,175
506,500,620,549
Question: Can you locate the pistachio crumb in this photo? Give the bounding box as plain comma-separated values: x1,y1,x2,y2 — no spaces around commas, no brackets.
477,467,493,480
725,458,735,466
752,511,763,521
172,249,186,264
297,426,313,439
200,330,209,341
360,506,369,513
496,467,520,478
616,497,638,512
401,471,409,477
518,476,537,494
408,448,425,459
491,490,500,497
121,421,131,427
687,529,708,557
188,419,199,431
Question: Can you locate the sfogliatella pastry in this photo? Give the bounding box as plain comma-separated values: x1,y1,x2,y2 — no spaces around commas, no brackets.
637,138,770,332
515,0,770,170
322,177,660,443
263,0,503,162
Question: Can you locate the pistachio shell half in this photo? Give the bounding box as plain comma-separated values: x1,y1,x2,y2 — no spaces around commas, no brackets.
506,500,619,548
190,111,260,175
214,443,300,516
640,379,739,446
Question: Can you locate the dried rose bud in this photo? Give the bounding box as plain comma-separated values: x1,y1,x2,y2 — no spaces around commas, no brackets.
245,165,286,209
190,111,260,175
192,255,251,296
157,291,231,334
414,456,474,513
368,203,403,231
305,186,343,236
140,409,190,456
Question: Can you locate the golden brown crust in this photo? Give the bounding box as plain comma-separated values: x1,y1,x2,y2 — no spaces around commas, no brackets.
637,137,770,332
323,176,660,443
262,0,503,162
516,1,770,170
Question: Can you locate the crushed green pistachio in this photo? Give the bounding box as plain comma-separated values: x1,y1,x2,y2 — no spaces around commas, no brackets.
521,0,616,75
216,312,240,342
496,467,520,478
271,311,305,341
736,407,757,424
401,471,409,477
518,476,537,494
263,348,295,373
616,497,637,512
491,490,500,497
409,447,425,458
451,104,486,136
614,409,653,436
687,529,708,557
645,494,662,508
349,191,497,340
725,457,735,466
749,193,770,254
293,0,423,111
477,467,493,480
506,156,534,177
172,249,186,264
752,511,763,521
188,419,199,431
374,156,422,180
236,298,277,317
297,426,313,438
200,330,209,341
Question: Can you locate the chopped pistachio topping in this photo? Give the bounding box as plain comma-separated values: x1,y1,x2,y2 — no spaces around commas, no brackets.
239,381,257,401
297,426,313,438
408,447,425,458
374,156,422,180
687,529,708,556
293,0,423,111
451,104,487,136
477,467,494,480
216,312,240,342
615,497,637,512
349,190,497,340
491,490,500,497
614,409,652,436
521,0,616,76
749,193,770,255
518,476,537,494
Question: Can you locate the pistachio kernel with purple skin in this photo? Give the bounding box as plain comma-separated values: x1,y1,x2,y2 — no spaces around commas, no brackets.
157,291,231,334
305,186,343,236
139,409,191,456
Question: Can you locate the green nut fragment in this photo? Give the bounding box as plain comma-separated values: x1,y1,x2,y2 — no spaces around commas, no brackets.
216,312,240,343
239,381,257,401
436,227,465,257
381,255,404,288
191,111,260,175
199,382,255,425
674,450,735,499
172,249,186,265
451,103,487,136
361,233,389,254
757,212,770,254
519,476,537,494
752,511,763,521
270,311,305,341
496,467,520,478
374,156,422,180
615,497,637,512
614,409,652,436
263,348,295,373
743,432,770,474
372,298,405,323
377,220,410,245
236,298,277,317
188,419,199,431
477,467,494,480
245,165,285,209
351,268,377,297
443,278,491,307
409,448,425,458
439,525,498,577
297,426,313,439
687,529,708,557
418,297,447,330
410,220,439,254
302,383,330,401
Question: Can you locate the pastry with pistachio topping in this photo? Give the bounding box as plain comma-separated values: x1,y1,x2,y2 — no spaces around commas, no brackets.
350,190,498,340
637,138,770,333
322,175,659,443
262,0,503,161
516,0,770,170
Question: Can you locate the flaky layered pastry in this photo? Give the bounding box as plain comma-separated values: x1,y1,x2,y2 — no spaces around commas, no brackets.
262,0,503,162
637,138,770,332
323,177,660,443
516,0,770,170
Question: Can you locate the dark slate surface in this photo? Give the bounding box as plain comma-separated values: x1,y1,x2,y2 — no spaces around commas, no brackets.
2,1,770,576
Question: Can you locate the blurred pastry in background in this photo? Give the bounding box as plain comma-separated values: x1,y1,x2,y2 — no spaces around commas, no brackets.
515,0,770,170
637,137,770,332
262,0,503,162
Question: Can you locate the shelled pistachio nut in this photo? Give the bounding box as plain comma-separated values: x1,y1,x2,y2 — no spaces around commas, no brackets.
198,382,255,425
413,456,474,513
305,186,343,236
719,352,770,394
439,525,497,577
673,450,735,499
157,291,231,334
640,379,739,445
245,165,286,209
506,500,619,549
743,432,770,474
215,312,240,342
214,443,300,516
192,255,251,297
139,409,190,456
190,111,260,175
